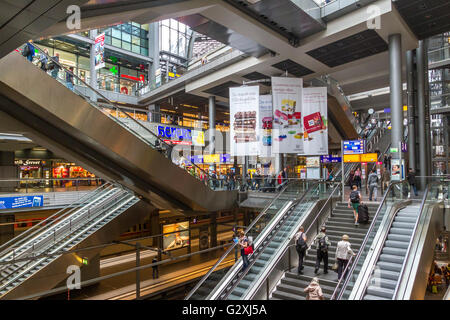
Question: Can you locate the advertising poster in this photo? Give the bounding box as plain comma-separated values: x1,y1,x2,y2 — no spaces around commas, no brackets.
302,87,328,155
0,196,43,209
94,33,105,70
271,77,303,154
191,130,205,147
229,86,260,156
163,222,189,251
199,226,209,251
391,159,401,181
259,95,273,157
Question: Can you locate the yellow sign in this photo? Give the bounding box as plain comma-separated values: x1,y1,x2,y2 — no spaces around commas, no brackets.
343,154,361,163
403,105,408,111
361,153,378,162
203,154,220,163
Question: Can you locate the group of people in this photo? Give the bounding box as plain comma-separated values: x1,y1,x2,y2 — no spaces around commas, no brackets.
22,40,75,91
245,167,288,192
428,261,450,293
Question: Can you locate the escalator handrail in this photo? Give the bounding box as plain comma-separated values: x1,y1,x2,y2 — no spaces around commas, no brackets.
184,180,306,300
0,182,113,256
27,43,217,186
218,181,322,300
334,180,406,299
245,182,342,300
392,181,441,299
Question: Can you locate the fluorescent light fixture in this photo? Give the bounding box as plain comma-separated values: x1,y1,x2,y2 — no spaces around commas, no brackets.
246,0,261,3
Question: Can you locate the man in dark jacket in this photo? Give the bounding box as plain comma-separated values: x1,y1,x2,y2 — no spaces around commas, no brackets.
313,227,331,275
152,257,159,279
407,168,419,197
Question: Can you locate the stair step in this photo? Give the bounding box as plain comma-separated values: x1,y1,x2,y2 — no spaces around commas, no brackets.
379,254,404,264
377,261,403,272
366,285,394,299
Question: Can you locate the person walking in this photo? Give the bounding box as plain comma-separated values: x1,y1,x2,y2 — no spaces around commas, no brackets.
407,168,419,197
304,277,324,300
348,185,362,226
314,227,331,275
39,48,48,72
348,170,355,190
282,167,288,184
238,230,250,270
367,168,379,201
50,52,60,79
152,257,159,279
24,40,35,62
335,234,356,281
382,168,390,193
294,226,308,275
353,168,362,189
66,66,75,91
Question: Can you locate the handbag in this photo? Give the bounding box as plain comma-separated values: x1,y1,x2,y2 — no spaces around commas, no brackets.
244,246,253,255
332,262,338,271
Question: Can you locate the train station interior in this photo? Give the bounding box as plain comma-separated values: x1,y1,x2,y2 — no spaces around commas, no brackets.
0,0,448,302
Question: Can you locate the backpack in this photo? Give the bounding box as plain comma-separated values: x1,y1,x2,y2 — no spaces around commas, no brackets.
22,44,30,57
318,236,328,252
350,190,360,203
296,232,307,251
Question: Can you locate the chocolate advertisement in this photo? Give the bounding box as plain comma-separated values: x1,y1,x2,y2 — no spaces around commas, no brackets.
302,87,328,155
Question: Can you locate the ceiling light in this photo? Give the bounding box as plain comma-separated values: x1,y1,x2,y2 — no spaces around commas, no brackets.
246,0,261,3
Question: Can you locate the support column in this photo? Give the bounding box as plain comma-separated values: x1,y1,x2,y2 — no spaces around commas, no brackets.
417,40,429,190
149,209,161,260
210,213,217,248
209,96,216,171
406,50,416,172
389,34,404,163
148,22,160,87
89,29,98,101
423,40,432,177
0,152,16,192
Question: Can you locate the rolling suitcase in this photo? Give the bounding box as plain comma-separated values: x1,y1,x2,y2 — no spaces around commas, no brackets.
358,204,369,224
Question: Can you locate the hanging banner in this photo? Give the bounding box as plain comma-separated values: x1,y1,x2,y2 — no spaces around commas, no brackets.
271,77,303,154
94,33,106,70
229,86,260,156
259,95,273,157
302,87,328,155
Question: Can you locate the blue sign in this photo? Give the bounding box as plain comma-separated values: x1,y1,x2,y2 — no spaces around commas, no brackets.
0,195,43,209
320,155,342,163
343,140,365,155
157,125,192,142
189,154,231,164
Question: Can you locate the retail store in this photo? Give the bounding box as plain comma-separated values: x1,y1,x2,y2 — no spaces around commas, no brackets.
52,162,97,187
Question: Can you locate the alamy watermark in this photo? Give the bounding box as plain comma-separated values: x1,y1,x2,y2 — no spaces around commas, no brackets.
66,5,81,30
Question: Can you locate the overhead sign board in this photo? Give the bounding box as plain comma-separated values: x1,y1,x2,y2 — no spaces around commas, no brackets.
343,154,361,163
0,196,43,209
343,140,365,155
320,155,341,163
360,153,378,163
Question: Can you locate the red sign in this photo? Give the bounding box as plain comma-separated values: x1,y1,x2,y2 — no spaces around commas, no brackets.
120,74,145,82
163,139,192,146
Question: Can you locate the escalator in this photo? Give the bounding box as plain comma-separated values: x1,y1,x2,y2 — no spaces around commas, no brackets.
335,180,447,300
0,49,237,213
185,180,339,300
0,183,151,299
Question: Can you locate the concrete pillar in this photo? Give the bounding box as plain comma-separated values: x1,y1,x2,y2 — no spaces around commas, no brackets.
389,34,403,160
208,96,216,171
0,151,16,192
210,213,217,248
89,29,98,101
406,50,416,172
244,156,249,184
148,22,160,87
417,41,429,189
423,40,432,177
149,209,161,260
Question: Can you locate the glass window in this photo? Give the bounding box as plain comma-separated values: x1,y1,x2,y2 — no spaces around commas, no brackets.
112,28,121,39
141,39,148,48
161,26,170,51
132,44,140,54
112,37,121,47
122,41,131,51
170,19,178,29
141,47,148,56
170,28,178,54
122,23,131,33
178,34,186,57
105,35,111,45
132,22,140,27
122,33,131,42
141,29,148,39
132,26,140,37
162,20,169,27
141,24,149,31
132,36,141,46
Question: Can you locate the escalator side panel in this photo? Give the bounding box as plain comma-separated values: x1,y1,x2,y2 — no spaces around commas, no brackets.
1,199,151,300
0,52,237,211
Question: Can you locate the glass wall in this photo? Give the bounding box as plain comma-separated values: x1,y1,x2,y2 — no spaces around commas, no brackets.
159,19,191,58
101,22,149,56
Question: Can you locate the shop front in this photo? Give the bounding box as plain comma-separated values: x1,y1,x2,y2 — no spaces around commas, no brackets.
52,162,97,187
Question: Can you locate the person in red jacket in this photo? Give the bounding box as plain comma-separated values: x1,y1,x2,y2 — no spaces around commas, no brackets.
277,171,283,185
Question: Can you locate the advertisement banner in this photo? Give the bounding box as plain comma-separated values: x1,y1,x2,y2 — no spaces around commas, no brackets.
94,33,105,70
271,77,303,154
259,95,273,157
302,87,328,155
229,86,260,156
0,196,43,209
163,222,189,251
391,159,401,181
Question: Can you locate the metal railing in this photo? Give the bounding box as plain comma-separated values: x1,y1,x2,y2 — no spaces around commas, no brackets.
332,180,408,299
184,180,309,300
0,178,104,193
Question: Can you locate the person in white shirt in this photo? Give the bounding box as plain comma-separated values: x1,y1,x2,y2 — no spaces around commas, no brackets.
335,234,356,281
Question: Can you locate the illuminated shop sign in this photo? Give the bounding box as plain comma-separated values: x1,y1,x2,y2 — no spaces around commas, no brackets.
157,125,192,145
320,155,341,163
15,160,44,166
120,74,145,82
343,140,365,155
190,154,231,164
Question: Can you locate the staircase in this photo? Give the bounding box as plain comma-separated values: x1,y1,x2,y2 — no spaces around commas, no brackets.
190,267,231,300
363,204,421,300
271,202,380,300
